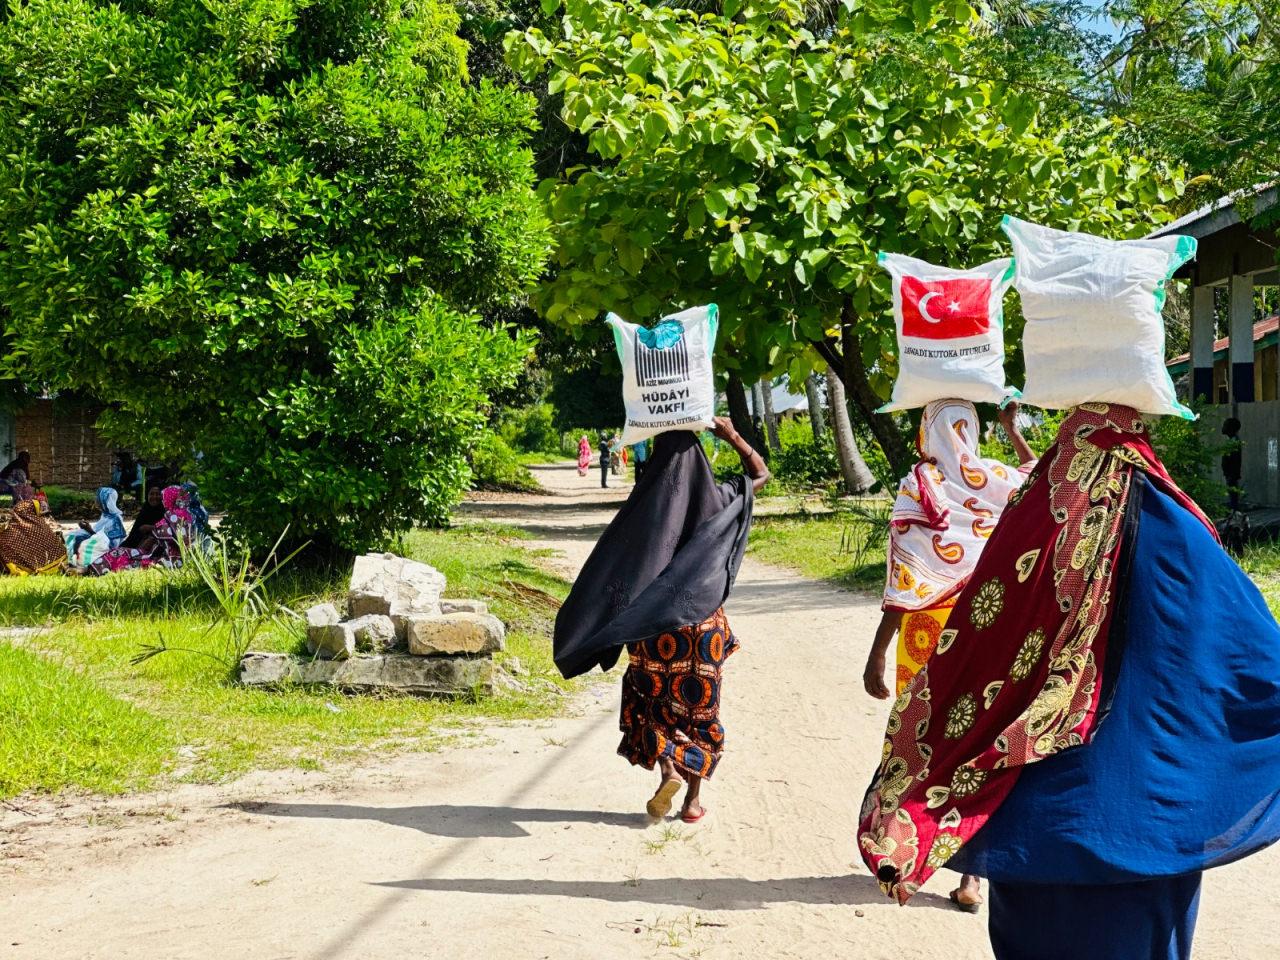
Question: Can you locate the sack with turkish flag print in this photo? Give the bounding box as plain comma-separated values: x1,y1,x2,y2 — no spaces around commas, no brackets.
876,252,1019,412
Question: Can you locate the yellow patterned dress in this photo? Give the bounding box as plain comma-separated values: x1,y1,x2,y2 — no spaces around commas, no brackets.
895,598,957,694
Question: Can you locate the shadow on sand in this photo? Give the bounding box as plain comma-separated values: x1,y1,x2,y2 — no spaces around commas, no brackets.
371,872,960,912
226,801,646,838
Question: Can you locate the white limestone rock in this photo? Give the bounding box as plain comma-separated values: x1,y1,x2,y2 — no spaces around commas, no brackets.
239,652,494,697
348,613,399,653
348,553,445,637
440,598,490,616
305,602,341,628
306,622,355,661
406,612,505,657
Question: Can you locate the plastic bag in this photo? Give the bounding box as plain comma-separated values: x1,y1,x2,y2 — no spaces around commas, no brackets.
608,305,718,445
1002,216,1197,418
877,253,1018,411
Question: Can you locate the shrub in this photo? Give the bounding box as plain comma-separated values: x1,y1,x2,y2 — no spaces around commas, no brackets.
0,0,549,553
978,409,1068,465
499,403,561,456
771,435,841,489
41,486,102,522
1148,408,1227,514
470,433,540,493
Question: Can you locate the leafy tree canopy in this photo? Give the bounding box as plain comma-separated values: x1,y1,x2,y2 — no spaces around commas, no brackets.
0,0,550,552
508,0,1184,472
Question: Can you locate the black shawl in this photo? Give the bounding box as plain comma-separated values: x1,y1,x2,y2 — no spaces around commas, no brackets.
553,431,754,679
122,501,166,549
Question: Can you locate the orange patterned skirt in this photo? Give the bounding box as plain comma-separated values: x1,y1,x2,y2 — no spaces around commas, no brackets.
618,608,737,780
896,599,957,694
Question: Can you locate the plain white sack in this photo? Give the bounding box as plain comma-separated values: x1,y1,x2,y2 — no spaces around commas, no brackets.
608,304,718,445
1002,216,1197,418
878,252,1018,412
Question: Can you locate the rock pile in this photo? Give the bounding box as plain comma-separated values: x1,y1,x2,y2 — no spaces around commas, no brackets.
240,552,506,697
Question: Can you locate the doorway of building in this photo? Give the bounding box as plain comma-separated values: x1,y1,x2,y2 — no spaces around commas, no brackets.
0,411,14,465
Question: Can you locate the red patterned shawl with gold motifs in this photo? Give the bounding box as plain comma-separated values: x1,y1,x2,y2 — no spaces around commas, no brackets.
857,404,1216,903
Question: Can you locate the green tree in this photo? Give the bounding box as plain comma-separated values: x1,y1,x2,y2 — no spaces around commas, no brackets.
0,0,550,553
1097,1,1279,202
509,0,1182,474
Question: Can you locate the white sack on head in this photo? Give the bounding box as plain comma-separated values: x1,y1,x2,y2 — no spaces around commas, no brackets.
1002,216,1197,419
877,253,1018,412
608,305,718,445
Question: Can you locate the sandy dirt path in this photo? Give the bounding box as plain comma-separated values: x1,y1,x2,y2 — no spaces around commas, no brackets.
2,462,1276,960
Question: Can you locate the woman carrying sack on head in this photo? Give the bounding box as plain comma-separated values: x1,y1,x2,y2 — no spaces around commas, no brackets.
554,419,768,822
862,397,1036,912
858,403,1280,959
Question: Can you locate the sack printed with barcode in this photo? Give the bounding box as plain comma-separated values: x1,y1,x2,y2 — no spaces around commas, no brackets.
607,305,718,444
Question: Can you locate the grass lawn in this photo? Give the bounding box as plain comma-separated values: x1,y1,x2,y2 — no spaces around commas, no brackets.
1236,539,1280,620
750,497,1280,624
748,497,888,593
0,523,576,800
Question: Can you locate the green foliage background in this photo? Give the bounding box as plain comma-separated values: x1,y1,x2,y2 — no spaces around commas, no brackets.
0,0,550,551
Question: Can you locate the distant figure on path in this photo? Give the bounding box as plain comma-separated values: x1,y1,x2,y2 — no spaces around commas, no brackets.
577,435,592,478
859,404,1280,959
1222,416,1242,510
598,433,611,488
631,440,649,480
861,398,1035,912
554,420,768,823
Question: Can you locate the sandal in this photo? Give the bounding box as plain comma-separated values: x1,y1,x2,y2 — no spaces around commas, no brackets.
646,778,683,819
680,805,707,824
949,889,982,914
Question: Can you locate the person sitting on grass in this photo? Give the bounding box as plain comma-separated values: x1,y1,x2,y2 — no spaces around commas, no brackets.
0,495,64,576
0,450,32,499
64,486,127,571
91,485,200,575
121,485,166,550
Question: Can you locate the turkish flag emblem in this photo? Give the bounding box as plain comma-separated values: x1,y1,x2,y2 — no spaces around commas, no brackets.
900,276,992,340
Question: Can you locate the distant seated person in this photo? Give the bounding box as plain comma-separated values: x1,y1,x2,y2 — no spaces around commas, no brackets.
90,485,205,576
0,450,33,500
0,495,64,576
122,485,166,549
64,486,127,572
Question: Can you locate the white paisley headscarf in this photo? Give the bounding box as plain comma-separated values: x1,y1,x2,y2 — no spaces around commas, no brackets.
882,399,1032,612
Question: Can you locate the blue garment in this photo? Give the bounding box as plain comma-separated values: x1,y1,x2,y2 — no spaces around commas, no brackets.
953,475,1280,959
988,874,1202,960
631,442,648,464
93,487,127,548
954,475,1280,884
